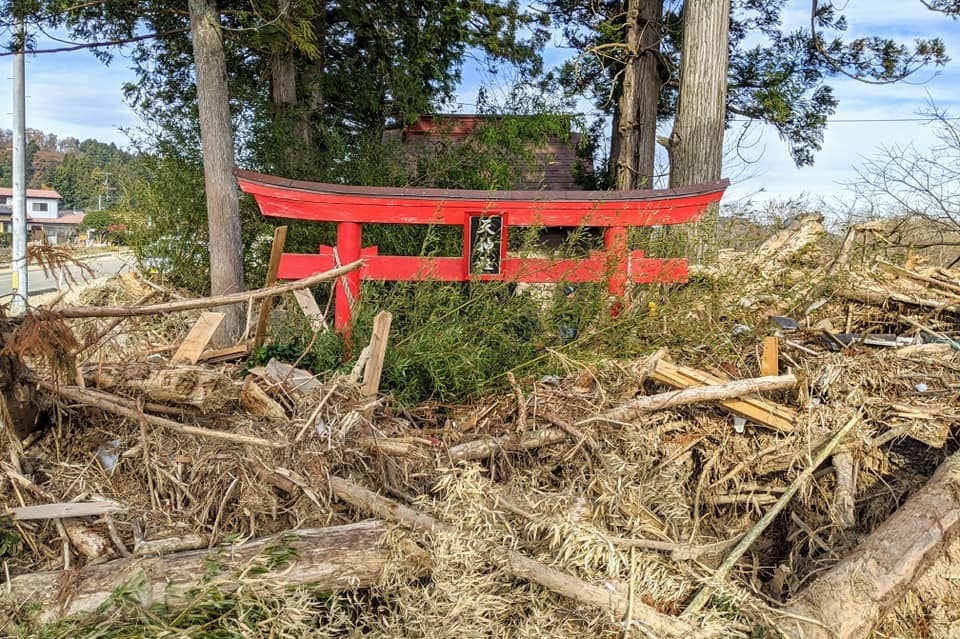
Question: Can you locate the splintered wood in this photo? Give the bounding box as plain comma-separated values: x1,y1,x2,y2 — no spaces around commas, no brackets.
651,359,797,432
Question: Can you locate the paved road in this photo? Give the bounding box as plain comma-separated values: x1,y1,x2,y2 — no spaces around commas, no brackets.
0,252,136,300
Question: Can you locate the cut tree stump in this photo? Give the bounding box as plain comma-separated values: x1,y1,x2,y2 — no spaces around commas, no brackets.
0,521,418,624
781,450,960,639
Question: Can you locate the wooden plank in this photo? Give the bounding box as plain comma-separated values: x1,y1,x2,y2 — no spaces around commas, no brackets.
9,500,123,520
196,341,251,363
761,336,779,376
253,225,289,350
170,312,225,365
652,360,795,433
292,288,327,332
361,311,393,398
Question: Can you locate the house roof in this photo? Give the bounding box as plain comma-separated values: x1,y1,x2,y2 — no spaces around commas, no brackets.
0,187,62,199
30,212,85,225
387,114,591,191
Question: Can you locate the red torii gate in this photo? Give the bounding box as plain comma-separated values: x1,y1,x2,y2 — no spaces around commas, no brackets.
235,170,728,335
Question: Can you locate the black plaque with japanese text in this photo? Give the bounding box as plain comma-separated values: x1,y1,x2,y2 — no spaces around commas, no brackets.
467,214,504,276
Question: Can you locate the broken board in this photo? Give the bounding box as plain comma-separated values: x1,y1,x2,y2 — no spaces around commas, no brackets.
293,288,328,332
171,312,225,365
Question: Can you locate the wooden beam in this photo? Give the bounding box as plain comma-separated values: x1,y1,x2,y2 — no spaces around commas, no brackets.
361,311,392,398
253,225,288,350
171,312,224,364
8,500,123,520
651,360,796,432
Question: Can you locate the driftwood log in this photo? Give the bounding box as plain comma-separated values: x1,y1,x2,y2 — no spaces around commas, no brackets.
584,372,798,426
33,379,282,448
781,450,960,639
82,362,236,411
1,520,419,624
49,260,362,319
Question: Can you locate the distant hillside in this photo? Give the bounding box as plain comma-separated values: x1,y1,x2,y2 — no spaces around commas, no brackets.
0,129,134,211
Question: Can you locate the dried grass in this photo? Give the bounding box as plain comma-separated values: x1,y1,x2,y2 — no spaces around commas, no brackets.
4,225,960,638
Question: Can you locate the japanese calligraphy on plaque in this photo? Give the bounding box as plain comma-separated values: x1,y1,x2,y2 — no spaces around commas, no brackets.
467,214,504,276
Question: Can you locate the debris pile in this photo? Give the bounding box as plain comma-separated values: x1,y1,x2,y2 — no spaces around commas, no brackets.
1,225,960,638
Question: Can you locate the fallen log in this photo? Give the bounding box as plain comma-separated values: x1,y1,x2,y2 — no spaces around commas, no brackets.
33,379,283,448
838,285,960,314
780,449,960,639
82,362,235,411
48,260,362,319
579,372,797,428
447,427,569,462
328,475,694,637
0,521,415,624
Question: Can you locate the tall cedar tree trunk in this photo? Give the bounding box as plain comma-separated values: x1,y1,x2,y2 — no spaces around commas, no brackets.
615,0,663,190
188,0,245,344
269,0,311,145
270,50,312,145
667,0,730,188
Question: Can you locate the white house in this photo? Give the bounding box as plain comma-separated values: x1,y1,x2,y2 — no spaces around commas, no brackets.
0,187,61,219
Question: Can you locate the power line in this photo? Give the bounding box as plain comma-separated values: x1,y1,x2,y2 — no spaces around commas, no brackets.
730,116,960,123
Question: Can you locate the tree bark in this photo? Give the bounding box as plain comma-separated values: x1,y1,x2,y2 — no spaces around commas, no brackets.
781,451,960,639
615,0,663,190
189,0,245,344
0,521,416,624
667,0,730,188
270,51,297,106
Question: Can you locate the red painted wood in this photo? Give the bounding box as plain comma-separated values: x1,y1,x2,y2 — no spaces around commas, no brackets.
278,251,689,284
236,171,727,227
239,170,728,332
335,222,362,335
603,227,629,299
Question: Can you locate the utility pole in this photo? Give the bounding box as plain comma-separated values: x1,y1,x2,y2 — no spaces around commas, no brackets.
11,15,28,315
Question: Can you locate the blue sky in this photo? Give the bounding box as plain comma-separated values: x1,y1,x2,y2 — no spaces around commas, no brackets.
2,0,960,208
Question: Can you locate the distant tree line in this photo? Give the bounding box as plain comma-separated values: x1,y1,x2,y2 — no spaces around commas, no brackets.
0,129,135,212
